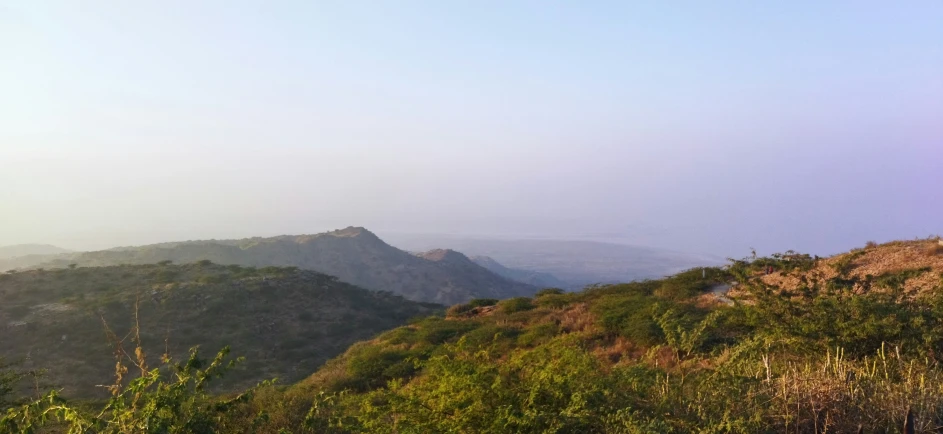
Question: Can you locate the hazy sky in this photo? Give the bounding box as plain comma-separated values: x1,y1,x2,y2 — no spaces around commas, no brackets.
2,1,941,257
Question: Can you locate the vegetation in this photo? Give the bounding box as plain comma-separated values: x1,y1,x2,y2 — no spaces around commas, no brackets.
3,240,943,432
0,263,441,399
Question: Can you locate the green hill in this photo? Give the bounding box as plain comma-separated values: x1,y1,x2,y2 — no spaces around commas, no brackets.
224,239,943,433
0,262,441,398
5,239,943,433
20,227,536,305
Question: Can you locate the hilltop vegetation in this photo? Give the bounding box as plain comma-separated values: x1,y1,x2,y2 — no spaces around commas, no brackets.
10,227,535,305
4,239,943,433
0,262,440,398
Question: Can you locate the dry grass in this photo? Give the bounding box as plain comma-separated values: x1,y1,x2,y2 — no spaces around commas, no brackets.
591,336,637,364
759,240,943,294
923,243,943,257
554,303,597,333
763,347,943,433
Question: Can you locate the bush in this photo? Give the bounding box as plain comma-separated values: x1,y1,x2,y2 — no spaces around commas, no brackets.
462,324,519,348
535,288,565,297
416,318,479,345
653,280,703,300
344,346,414,390
498,297,534,314
468,298,498,308
446,304,473,317
591,294,663,346
535,293,573,309
517,323,559,347
198,274,227,285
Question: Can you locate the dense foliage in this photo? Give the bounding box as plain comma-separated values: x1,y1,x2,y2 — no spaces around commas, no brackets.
3,240,943,433
0,263,440,398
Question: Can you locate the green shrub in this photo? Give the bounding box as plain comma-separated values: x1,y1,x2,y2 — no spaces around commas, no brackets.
416,318,479,345
517,322,560,347
535,288,565,297
535,293,572,309
198,274,227,285
446,304,473,316
498,297,534,314
591,294,663,346
462,324,519,348
468,298,499,308
344,346,413,390
653,280,703,300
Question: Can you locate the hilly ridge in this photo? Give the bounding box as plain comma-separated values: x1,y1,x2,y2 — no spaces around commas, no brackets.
14,227,536,305
4,238,943,433
0,244,71,260
215,238,943,433
0,262,441,398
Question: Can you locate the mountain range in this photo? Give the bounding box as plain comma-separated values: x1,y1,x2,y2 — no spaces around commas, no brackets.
0,228,537,305
0,244,71,260
381,233,724,287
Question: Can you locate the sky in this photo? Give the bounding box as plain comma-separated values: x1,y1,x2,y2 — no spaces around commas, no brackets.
1,1,941,257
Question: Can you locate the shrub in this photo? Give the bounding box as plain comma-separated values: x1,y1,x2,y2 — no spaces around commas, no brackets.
591,294,663,346
198,274,227,285
462,324,519,348
535,288,565,297
344,346,413,390
517,323,560,347
535,293,573,309
654,281,702,300
446,304,473,317
498,297,534,314
416,318,478,345
468,298,499,308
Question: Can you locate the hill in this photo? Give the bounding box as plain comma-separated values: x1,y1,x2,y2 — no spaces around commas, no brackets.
211,238,943,433
0,244,71,260
0,262,441,398
381,233,723,287
22,227,537,305
7,239,942,432
470,255,569,288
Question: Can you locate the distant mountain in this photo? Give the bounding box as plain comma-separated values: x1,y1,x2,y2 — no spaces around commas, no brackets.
0,244,71,259
0,263,440,398
26,227,535,305
381,233,725,287
470,255,569,289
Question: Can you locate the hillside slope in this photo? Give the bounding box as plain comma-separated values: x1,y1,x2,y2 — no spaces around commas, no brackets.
755,239,943,295
219,239,943,433
0,263,441,398
26,227,536,305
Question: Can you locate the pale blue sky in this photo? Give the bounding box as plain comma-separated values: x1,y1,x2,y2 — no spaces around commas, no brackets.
1,1,941,256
